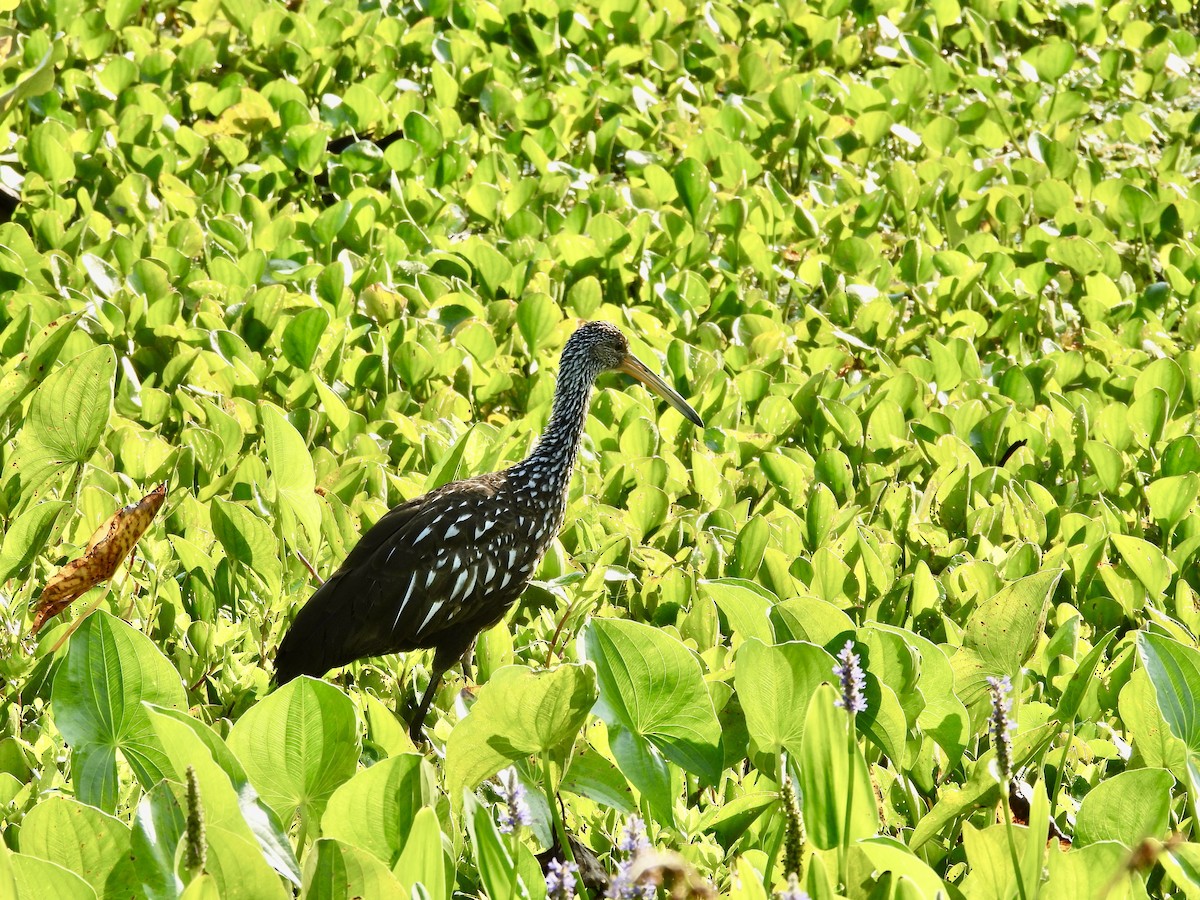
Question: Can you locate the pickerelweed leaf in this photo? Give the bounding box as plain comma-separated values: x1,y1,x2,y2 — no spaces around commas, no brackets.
446,664,596,797
1074,768,1173,848
581,618,723,785
322,754,436,867
302,839,408,900
17,795,138,899
734,638,832,759
51,611,186,813
799,684,879,850
260,403,322,547
0,499,68,585
964,570,1061,674
226,676,360,828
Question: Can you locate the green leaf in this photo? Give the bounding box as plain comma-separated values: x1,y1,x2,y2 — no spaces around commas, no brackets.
218,0,265,35
137,707,291,899
581,618,724,784
1074,768,1173,848
963,570,1061,674
281,306,330,370
51,611,186,812
321,754,436,867
463,241,513,300
227,676,361,827
515,293,562,354
0,309,83,425
446,664,597,797
1,847,97,900
0,43,56,123
209,498,282,596
7,344,115,504
464,793,522,900
18,795,138,900
131,781,185,900
1138,633,1200,755
734,638,832,759
260,402,322,546
29,121,75,184
798,684,878,850
1111,534,1173,596
702,579,775,644
1055,628,1117,722
0,499,68,583
142,706,302,888
301,839,407,900
673,158,711,221
393,808,450,900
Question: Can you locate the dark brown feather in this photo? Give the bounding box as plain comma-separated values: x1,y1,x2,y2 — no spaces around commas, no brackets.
274,473,543,683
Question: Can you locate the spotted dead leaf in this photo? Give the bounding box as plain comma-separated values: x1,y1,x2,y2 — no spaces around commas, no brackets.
30,482,167,635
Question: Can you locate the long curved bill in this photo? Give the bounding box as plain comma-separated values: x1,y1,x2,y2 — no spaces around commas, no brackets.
618,353,704,427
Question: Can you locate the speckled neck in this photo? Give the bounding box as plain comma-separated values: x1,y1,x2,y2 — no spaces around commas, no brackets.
510,346,602,500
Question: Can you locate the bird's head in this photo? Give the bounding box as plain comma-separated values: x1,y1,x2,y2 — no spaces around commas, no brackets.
563,320,704,427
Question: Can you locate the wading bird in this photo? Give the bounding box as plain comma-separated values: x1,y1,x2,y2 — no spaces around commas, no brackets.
274,320,703,741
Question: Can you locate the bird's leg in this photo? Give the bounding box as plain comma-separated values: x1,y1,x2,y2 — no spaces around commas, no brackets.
459,639,478,683
410,667,445,745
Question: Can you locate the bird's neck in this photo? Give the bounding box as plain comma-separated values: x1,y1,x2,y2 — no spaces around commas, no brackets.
511,360,597,498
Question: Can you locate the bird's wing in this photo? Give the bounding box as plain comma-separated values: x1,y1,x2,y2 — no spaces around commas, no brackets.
275,476,526,681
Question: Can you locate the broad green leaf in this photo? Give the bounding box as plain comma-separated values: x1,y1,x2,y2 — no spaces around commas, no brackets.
1111,534,1172,596
321,754,436,867
2,847,97,900
7,345,116,505
301,839,407,900
137,707,290,900
281,306,330,370
1055,628,1117,722
1045,841,1127,900
261,402,322,546
1138,633,1200,754
18,796,137,900
734,638,832,759
609,724,675,823
0,309,83,425
799,684,878,850
515,293,561,354
673,158,711,220
209,498,282,596
131,781,185,900
142,706,302,888
446,664,596,796
1074,769,1173,848
964,570,1061,674
702,579,775,644
581,618,723,784
393,808,450,900
465,792,517,898
0,499,68,583
51,611,186,811
848,838,950,899
227,677,361,826
1163,843,1200,900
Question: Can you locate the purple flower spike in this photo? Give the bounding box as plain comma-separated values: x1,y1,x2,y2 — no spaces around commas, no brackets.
546,859,578,900
833,640,868,714
497,767,531,834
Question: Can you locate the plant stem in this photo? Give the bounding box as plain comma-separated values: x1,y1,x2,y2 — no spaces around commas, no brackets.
1048,719,1075,823
840,711,856,892
541,751,589,900
1001,788,1029,900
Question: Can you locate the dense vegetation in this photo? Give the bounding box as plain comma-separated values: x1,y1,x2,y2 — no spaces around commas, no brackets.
2,0,1200,897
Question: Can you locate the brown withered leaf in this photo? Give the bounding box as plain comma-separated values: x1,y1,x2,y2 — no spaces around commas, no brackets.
30,482,167,635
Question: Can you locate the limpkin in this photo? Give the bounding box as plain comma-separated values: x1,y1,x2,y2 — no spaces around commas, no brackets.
274,320,703,740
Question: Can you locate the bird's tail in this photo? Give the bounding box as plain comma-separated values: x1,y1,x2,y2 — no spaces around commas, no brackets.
273,574,367,684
